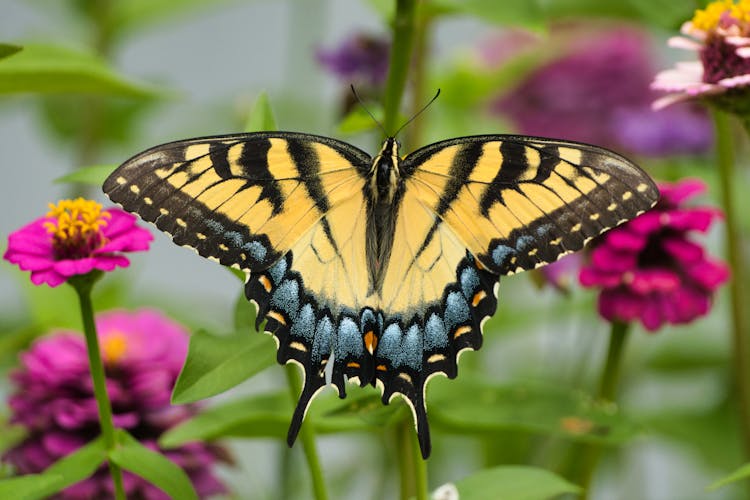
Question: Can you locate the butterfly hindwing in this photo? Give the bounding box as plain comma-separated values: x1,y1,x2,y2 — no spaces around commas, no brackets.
401,135,659,275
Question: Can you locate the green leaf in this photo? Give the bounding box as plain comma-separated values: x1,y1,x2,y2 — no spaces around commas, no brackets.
160,392,292,446
111,430,198,500
42,437,108,491
710,462,750,491
54,165,115,186
244,91,278,133
0,474,63,500
0,44,22,61
429,378,641,445
0,44,160,97
0,437,107,500
453,465,581,500
171,329,276,404
233,290,257,330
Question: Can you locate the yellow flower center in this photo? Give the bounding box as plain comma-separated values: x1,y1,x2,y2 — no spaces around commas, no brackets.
102,332,129,364
43,198,110,259
692,0,750,32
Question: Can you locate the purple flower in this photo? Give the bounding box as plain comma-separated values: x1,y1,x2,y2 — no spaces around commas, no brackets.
492,27,713,157
652,1,750,111
316,33,391,87
579,179,730,331
4,198,153,287
4,309,229,499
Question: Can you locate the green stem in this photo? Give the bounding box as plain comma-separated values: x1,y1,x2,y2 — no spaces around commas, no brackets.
382,0,418,136
396,418,428,500
575,321,630,499
713,110,750,459
284,365,328,500
69,272,126,500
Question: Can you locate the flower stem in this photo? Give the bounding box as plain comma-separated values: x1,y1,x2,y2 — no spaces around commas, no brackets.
396,417,428,500
284,365,328,500
69,272,126,500
713,110,750,458
382,0,417,136
575,321,630,499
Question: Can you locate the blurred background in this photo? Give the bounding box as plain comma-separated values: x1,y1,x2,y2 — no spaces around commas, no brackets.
1,1,747,499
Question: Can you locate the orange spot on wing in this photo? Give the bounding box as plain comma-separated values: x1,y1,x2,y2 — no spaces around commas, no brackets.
453,325,472,339
347,361,361,369
364,330,378,354
267,310,286,325
376,364,387,372
258,275,272,292
472,290,487,307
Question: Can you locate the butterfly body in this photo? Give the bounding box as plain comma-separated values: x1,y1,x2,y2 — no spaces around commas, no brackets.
104,131,658,458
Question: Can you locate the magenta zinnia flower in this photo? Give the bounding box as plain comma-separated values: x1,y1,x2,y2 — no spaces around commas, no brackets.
493,27,713,157
4,198,153,287
652,1,750,111
579,179,730,331
3,309,229,500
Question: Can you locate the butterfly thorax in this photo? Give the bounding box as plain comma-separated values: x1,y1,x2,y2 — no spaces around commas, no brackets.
365,137,403,296
370,137,401,204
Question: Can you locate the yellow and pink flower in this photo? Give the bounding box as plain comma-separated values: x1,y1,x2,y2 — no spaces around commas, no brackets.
4,198,152,287
652,0,750,110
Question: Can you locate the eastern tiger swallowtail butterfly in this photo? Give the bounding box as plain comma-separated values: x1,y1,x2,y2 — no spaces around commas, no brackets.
103,131,658,458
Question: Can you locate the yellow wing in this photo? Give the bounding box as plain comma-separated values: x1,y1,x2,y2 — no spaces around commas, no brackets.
402,135,659,275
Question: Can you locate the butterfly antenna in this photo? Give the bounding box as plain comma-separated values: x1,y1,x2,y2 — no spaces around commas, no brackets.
350,84,388,137
393,88,441,138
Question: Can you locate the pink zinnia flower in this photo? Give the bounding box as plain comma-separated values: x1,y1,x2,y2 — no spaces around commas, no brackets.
652,1,750,110
3,309,230,500
4,198,153,287
579,179,730,331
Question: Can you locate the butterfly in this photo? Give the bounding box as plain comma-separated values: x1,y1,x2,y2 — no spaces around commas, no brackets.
103,131,658,458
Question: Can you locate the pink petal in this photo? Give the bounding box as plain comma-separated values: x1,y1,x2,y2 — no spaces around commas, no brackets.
684,257,731,290
605,229,646,251
29,269,67,287
659,178,706,205
662,236,704,263
629,268,681,294
53,258,96,277
598,289,645,323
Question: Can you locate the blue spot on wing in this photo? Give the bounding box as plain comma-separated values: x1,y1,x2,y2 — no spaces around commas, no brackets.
402,325,422,370
444,291,470,333
267,255,287,284
291,303,315,343
312,316,334,363
335,317,363,359
424,313,447,350
243,241,268,262
492,245,516,267
460,267,480,300
271,280,299,319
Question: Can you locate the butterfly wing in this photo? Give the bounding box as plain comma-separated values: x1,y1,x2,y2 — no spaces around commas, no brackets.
104,132,377,444
372,135,658,457
402,135,659,275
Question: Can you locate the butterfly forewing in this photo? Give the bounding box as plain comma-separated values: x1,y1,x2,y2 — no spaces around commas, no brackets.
401,135,659,275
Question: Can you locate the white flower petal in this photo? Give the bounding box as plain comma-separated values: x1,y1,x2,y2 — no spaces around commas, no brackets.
718,73,750,88
667,36,701,51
